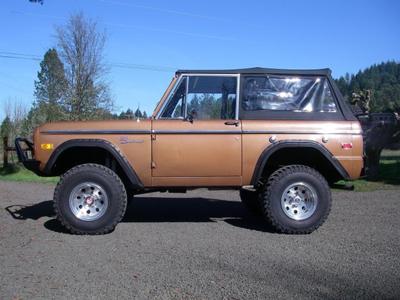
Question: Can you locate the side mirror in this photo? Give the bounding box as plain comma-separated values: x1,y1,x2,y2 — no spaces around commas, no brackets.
185,114,194,123
184,109,196,123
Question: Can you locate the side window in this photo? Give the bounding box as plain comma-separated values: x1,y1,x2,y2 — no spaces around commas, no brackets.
187,76,237,120
320,80,337,112
160,77,187,118
242,76,337,113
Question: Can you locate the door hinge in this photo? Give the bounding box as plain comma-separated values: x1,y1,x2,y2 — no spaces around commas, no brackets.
151,134,156,140
151,161,156,169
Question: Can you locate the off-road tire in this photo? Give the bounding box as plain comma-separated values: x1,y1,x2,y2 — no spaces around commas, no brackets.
239,189,262,216
261,165,331,234
54,163,127,235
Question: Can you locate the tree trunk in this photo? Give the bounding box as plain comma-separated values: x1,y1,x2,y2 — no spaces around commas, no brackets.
3,136,8,167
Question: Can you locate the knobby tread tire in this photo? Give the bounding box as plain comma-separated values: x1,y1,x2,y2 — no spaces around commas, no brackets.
53,163,127,235
261,165,332,234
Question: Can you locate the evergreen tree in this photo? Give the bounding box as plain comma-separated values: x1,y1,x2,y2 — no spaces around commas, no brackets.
134,108,143,118
126,108,134,119
34,48,67,122
22,49,68,134
119,108,134,119
0,117,12,139
335,61,400,112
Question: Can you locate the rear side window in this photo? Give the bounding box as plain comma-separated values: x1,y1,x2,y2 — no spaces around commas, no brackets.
242,76,337,113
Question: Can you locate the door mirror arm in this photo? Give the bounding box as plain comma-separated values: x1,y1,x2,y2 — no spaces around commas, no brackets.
184,114,194,123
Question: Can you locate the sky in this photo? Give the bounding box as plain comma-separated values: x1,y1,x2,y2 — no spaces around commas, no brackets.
0,0,399,122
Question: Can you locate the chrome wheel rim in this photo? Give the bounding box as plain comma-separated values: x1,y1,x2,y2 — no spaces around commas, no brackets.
281,182,318,221
68,182,109,221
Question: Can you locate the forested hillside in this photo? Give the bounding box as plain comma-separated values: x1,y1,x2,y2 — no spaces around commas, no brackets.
335,61,400,112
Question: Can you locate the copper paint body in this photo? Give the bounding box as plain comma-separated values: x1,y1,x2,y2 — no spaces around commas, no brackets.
34,117,363,187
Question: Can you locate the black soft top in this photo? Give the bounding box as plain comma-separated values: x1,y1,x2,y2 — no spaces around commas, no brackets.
176,67,331,76
175,66,356,121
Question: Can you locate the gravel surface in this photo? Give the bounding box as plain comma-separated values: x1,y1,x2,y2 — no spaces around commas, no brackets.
0,180,399,299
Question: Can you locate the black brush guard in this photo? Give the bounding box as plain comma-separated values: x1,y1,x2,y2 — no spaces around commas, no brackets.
14,137,43,176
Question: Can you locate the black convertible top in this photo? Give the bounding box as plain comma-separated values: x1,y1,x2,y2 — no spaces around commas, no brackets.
175,66,356,121
176,67,331,76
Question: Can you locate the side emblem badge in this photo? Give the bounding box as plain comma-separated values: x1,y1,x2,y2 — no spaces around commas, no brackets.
120,136,144,144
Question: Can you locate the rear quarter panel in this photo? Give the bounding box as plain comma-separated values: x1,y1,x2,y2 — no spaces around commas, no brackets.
242,120,363,184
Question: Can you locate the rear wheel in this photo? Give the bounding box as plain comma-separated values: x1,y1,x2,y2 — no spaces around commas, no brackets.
260,165,331,234
54,163,127,235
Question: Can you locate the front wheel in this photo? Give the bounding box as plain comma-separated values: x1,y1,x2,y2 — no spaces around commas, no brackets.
54,163,127,235
260,165,332,234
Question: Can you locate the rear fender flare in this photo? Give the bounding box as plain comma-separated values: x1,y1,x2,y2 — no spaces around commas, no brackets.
251,140,350,185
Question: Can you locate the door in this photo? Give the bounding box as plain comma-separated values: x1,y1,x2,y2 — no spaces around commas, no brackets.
152,74,242,186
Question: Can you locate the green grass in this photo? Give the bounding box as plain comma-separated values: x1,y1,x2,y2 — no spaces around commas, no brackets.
1,150,399,191
0,164,59,184
339,149,400,192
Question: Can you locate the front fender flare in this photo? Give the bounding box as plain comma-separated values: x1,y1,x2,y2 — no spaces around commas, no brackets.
44,139,143,189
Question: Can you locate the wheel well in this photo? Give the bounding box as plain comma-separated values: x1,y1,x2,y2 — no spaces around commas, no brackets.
259,147,344,185
50,146,135,191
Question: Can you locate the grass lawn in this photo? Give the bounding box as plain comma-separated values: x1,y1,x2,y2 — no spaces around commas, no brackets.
0,164,59,184
339,149,400,192
0,150,399,191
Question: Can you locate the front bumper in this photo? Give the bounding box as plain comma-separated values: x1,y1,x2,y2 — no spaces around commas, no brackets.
14,138,43,176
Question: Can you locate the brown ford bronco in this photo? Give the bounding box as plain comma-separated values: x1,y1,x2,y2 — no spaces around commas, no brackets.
16,67,363,235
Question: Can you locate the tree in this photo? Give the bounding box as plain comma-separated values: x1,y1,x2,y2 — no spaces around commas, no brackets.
335,61,400,113
334,61,400,180
35,49,67,120
56,13,113,120
0,116,12,166
21,106,43,137
118,108,134,119
22,49,68,135
0,117,12,139
118,108,150,120
1,99,28,163
134,108,143,118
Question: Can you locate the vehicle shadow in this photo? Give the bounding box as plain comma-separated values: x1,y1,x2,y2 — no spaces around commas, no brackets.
124,196,275,233
5,201,69,234
5,196,276,234
5,201,55,220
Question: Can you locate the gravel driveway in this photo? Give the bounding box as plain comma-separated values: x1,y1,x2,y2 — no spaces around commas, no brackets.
0,180,399,299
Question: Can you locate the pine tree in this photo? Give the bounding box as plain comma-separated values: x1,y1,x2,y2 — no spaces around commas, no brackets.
335,61,400,112
34,48,67,122
0,117,12,139
134,108,143,118
22,49,68,134
119,108,134,119
126,109,134,119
